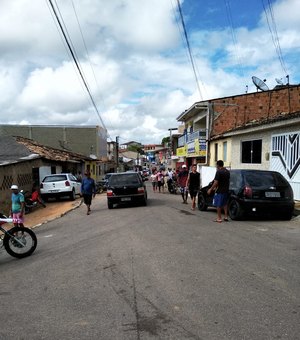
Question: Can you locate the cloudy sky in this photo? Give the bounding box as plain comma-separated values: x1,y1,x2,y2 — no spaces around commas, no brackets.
0,0,299,145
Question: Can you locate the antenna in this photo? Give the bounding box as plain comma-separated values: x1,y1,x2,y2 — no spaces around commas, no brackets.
252,76,269,92
275,78,284,85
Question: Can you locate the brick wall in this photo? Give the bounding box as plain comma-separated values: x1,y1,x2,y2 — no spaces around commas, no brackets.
211,85,300,136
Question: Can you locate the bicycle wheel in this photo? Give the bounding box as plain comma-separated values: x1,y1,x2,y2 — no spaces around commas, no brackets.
3,226,37,258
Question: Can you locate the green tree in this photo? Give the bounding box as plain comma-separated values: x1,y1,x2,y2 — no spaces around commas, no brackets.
161,136,170,147
127,144,144,154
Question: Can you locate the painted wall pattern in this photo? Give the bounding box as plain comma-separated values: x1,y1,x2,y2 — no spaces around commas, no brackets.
271,132,300,200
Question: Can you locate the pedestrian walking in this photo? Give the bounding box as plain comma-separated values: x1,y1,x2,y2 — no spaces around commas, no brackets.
186,164,200,210
156,169,165,193
81,171,96,215
207,160,230,223
10,185,25,227
150,170,158,192
177,164,189,204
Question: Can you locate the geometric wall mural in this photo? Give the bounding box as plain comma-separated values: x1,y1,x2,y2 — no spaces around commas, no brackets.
272,132,300,179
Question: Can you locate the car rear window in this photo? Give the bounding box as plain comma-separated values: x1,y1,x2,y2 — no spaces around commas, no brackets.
109,174,141,186
43,175,67,182
243,171,287,188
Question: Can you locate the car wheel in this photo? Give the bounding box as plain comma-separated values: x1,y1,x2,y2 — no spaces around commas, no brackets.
108,201,113,209
198,193,208,211
142,198,147,206
69,189,76,201
228,199,244,220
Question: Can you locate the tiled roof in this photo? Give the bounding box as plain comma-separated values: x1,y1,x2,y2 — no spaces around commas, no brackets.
0,135,92,165
15,136,92,161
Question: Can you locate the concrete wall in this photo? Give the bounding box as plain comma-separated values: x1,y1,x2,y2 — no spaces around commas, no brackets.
0,125,107,158
209,138,232,168
0,159,42,214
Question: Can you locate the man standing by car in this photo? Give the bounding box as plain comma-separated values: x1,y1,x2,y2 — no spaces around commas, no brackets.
10,185,25,227
207,160,230,223
81,171,96,215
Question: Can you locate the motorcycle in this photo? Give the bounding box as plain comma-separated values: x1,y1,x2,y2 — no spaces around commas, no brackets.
167,178,179,194
21,190,46,214
0,213,37,258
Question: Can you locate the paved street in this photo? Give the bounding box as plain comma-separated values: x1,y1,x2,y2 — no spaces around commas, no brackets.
1,184,300,340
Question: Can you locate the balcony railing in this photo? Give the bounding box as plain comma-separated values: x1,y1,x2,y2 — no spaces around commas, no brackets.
178,129,206,147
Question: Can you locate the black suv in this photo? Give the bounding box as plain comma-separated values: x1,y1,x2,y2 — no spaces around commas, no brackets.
198,169,294,220
106,172,147,209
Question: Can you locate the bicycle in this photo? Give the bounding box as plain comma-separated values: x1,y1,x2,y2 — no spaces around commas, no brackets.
0,213,37,258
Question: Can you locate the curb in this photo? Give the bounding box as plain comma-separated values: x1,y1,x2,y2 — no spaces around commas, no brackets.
30,199,83,229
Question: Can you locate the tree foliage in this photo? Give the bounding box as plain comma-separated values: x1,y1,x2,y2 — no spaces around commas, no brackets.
161,136,170,146
127,144,144,154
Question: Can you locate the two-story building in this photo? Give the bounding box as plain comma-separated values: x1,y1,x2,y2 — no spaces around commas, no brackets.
175,84,300,199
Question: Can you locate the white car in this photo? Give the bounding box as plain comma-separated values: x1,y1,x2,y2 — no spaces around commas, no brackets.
40,173,81,201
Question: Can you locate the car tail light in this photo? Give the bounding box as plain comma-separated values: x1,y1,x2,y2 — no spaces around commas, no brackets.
107,189,114,197
65,181,70,187
243,185,252,198
285,186,294,199
138,187,145,194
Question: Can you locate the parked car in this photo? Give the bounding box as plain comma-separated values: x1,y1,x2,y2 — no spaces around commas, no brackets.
40,173,81,201
198,169,294,220
106,172,147,209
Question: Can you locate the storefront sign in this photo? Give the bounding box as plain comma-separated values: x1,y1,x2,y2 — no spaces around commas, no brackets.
176,146,187,157
176,139,207,158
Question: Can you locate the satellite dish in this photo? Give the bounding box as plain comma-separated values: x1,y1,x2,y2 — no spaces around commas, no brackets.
275,78,284,85
252,76,269,91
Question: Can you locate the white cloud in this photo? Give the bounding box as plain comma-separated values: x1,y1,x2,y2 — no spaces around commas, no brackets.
0,0,299,144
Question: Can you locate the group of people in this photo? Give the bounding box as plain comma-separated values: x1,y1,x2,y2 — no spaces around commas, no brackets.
8,171,97,229
150,168,176,194
8,161,230,226
150,160,230,220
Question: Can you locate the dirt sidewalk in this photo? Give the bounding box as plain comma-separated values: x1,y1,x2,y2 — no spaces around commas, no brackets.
24,197,83,228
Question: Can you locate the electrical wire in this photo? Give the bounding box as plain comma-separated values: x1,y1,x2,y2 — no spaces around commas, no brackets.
45,0,87,97
48,0,107,132
223,0,246,83
70,0,113,141
262,0,288,77
175,0,203,100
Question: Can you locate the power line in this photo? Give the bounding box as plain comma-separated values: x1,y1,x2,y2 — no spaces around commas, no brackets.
262,0,288,76
175,0,203,100
48,0,107,131
70,0,114,141
223,0,246,83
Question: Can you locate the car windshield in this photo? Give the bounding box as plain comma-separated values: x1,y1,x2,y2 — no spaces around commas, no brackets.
244,171,287,188
43,175,67,182
109,174,140,186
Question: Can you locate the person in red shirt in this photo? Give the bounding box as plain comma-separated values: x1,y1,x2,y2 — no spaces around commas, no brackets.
177,165,189,204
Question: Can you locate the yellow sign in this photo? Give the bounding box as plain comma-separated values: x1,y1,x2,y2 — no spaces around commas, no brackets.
178,139,207,157
176,146,187,157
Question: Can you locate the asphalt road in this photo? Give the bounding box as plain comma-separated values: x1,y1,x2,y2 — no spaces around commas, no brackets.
0,185,299,340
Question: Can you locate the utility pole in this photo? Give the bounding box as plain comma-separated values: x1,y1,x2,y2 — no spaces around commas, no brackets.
116,136,119,172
